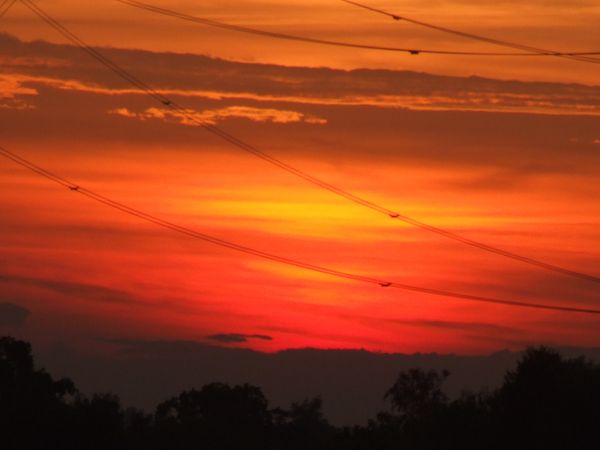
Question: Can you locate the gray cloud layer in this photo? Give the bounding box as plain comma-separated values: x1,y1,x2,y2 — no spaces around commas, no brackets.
2,32,600,115
207,333,274,343
0,302,30,327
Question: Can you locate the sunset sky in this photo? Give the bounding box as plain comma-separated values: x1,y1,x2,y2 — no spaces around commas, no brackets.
1,0,599,356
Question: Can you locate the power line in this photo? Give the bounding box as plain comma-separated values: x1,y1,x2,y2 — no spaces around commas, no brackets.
18,0,600,285
342,0,600,65
0,0,17,18
117,0,600,58
1,144,598,316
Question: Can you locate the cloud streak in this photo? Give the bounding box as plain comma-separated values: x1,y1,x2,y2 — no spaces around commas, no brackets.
3,34,600,116
207,333,274,343
109,105,327,126
0,274,138,305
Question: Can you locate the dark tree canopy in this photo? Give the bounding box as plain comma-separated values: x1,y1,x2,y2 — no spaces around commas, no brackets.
385,368,449,418
0,337,77,450
154,383,272,450
1,336,599,450
493,347,600,450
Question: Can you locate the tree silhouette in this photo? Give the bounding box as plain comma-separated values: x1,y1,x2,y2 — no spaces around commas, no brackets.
273,397,334,450
154,382,272,450
379,368,451,450
2,336,600,450
385,368,450,419
71,393,125,450
493,346,600,450
0,337,76,450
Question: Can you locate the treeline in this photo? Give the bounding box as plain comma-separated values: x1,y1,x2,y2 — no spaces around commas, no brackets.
1,336,600,450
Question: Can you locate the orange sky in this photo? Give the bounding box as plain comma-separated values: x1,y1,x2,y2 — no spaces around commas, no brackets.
4,0,600,83
0,0,599,354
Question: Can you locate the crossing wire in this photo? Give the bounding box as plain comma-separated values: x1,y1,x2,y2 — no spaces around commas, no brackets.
1,144,599,316
117,0,600,58
342,0,600,65
16,0,600,285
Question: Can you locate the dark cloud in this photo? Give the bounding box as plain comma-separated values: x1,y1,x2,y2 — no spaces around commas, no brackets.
207,333,273,343
2,32,600,114
0,274,137,305
390,319,518,334
0,302,30,327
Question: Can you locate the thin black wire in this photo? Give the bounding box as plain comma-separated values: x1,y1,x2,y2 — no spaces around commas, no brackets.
116,0,600,58
342,0,600,65
1,144,598,316
18,0,600,285
0,0,9,17
0,0,17,18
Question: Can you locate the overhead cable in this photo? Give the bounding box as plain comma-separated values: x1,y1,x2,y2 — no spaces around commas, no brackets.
1,144,598,316
18,0,600,285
